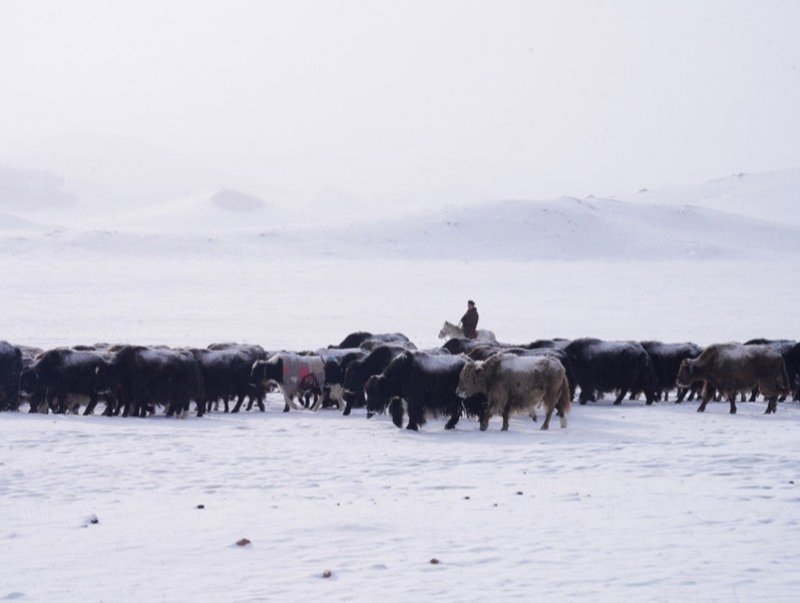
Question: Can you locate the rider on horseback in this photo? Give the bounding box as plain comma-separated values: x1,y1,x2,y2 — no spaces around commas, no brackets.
460,300,479,340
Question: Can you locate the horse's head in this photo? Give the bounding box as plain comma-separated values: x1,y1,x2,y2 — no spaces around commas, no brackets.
438,321,456,339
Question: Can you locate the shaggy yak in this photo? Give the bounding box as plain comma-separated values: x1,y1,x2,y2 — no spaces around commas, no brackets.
676,343,790,414
340,345,408,415
0,341,23,411
743,339,799,402
96,346,204,417
639,341,704,402
565,338,658,405
364,351,483,431
456,353,571,431
21,347,112,415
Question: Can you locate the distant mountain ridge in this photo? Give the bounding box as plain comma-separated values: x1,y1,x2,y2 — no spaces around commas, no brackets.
313,196,800,261
1,164,799,261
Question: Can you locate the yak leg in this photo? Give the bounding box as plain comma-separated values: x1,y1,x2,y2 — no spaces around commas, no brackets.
613,388,628,405
764,397,778,414
29,391,46,413
231,395,245,413
697,382,712,412
54,392,67,414
102,396,116,416
406,400,423,431
500,398,513,431
84,393,99,416
728,394,737,414
541,402,556,431
444,403,461,430
389,398,404,428
749,388,758,402
578,383,594,405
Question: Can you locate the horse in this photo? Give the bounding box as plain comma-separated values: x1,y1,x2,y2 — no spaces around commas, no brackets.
438,320,497,342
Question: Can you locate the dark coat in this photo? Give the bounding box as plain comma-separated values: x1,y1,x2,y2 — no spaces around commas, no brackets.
341,345,408,415
565,338,658,405
461,307,479,339
0,341,23,411
364,351,484,430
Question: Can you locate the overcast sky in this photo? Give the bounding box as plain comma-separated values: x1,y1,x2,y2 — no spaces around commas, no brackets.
1,0,799,212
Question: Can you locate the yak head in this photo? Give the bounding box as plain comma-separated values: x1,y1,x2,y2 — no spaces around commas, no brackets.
250,356,282,389
456,361,486,399
675,359,697,388
364,374,390,417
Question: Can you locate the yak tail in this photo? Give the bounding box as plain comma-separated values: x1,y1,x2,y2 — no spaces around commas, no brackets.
558,374,571,417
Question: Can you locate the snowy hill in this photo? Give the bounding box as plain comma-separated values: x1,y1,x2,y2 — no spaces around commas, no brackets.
0,165,76,213
9,133,230,211
0,166,799,261
116,188,304,233
313,196,800,261
621,168,800,226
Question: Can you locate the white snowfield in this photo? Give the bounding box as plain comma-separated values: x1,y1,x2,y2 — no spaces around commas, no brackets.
1,168,800,601
1,399,799,601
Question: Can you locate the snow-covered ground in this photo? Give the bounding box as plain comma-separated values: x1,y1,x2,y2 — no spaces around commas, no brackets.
2,397,799,601
1,168,800,600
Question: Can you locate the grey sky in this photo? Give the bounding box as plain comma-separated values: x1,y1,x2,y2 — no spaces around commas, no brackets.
1,0,799,213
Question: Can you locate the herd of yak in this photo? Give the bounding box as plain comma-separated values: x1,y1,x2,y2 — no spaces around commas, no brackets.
0,331,798,431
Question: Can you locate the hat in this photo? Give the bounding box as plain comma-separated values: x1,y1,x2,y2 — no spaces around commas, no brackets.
468,299,475,305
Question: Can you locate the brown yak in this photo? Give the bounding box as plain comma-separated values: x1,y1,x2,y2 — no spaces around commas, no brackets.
676,343,790,414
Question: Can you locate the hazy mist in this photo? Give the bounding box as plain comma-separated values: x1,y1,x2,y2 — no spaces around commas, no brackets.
1,0,799,217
